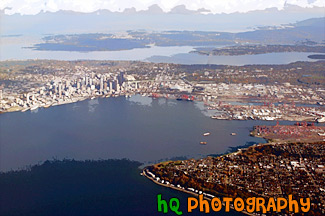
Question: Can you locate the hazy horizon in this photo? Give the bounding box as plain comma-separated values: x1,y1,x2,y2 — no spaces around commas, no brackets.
1,0,324,15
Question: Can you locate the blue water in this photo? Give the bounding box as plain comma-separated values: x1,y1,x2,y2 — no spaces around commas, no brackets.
0,95,285,215
0,95,268,172
0,159,244,216
147,51,320,66
1,37,320,65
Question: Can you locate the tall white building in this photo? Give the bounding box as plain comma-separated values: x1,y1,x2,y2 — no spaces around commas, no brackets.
26,93,30,103
109,81,113,93
100,77,104,92
58,83,62,97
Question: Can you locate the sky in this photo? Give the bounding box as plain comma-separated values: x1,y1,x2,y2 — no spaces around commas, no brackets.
0,0,324,15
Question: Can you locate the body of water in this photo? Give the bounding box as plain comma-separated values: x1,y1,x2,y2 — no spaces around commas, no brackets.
1,36,321,65
0,95,269,172
0,159,244,216
1,42,195,62
0,95,314,215
0,95,274,215
147,51,320,65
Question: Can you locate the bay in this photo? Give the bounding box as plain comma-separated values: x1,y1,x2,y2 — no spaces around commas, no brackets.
147,51,320,65
0,159,243,216
0,95,290,216
1,36,320,65
0,95,269,172
0,95,304,215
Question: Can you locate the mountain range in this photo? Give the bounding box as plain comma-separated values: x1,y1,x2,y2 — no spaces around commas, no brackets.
1,4,324,35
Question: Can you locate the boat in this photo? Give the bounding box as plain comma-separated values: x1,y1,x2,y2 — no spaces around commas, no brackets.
231,133,237,136
211,116,218,119
187,96,195,101
200,142,207,145
203,132,210,136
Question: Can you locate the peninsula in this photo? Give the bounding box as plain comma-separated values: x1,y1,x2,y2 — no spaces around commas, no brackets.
144,136,324,215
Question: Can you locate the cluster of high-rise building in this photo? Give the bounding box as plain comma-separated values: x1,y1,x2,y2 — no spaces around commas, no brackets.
0,60,324,118
59,71,126,96
0,71,134,112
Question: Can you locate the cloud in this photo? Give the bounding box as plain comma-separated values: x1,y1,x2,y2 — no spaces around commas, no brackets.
0,0,324,15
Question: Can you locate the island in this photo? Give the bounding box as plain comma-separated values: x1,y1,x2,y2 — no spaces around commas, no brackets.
193,44,325,56
28,18,325,52
308,54,325,60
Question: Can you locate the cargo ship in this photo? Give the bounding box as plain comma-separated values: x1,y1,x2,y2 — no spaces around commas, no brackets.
176,95,195,101
200,142,207,145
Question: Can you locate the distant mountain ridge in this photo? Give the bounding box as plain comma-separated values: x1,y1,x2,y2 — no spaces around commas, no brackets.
1,4,324,35
1,3,324,15
236,17,325,44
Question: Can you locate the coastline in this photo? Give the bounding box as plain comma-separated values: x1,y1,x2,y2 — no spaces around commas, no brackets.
143,140,325,215
1,94,323,124
142,168,254,216
0,94,115,114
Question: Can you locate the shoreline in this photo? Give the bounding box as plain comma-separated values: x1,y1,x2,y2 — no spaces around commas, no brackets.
142,140,325,215
0,94,119,114
142,168,255,216
1,94,323,124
